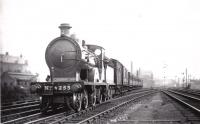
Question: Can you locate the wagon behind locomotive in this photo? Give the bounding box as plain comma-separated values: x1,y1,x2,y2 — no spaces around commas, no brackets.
108,59,142,89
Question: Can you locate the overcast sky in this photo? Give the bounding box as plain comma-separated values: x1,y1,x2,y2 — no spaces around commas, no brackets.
1,0,200,81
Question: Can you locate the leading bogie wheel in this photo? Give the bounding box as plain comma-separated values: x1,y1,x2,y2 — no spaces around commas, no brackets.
72,92,82,112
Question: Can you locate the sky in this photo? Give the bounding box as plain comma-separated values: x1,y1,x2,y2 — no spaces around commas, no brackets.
1,0,200,81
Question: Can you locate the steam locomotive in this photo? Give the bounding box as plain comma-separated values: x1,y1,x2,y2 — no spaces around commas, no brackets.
31,23,143,113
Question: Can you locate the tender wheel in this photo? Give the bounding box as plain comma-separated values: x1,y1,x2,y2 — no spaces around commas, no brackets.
72,92,82,112
108,88,113,99
40,96,50,114
102,92,107,102
82,90,88,109
102,87,109,102
99,95,103,103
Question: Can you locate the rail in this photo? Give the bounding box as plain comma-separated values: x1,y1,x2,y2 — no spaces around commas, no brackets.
162,90,200,113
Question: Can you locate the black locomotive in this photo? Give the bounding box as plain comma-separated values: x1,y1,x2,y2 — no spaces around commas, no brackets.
31,23,143,113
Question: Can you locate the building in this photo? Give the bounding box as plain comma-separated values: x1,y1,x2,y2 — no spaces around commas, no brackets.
1,52,38,102
190,79,200,90
139,70,154,88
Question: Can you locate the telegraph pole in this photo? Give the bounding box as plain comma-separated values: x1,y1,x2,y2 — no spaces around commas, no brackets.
185,68,188,87
163,64,167,88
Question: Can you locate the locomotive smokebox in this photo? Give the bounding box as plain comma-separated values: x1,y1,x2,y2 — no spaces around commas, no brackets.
45,24,82,80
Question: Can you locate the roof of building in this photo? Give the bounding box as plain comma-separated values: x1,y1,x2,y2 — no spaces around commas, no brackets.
3,72,38,81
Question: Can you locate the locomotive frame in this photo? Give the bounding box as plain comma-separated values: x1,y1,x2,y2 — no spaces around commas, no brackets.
31,23,143,113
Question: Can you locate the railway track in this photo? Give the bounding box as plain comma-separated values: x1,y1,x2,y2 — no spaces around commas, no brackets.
1,100,40,122
1,109,40,122
170,88,200,99
1,100,40,110
25,89,157,124
1,89,154,124
1,103,39,115
166,90,200,111
6,89,199,123
2,99,39,107
162,90,200,120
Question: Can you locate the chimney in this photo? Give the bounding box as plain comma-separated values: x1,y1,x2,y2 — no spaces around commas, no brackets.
59,23,72,36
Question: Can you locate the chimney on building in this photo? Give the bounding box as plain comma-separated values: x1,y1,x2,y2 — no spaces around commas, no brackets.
59,23,71,37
